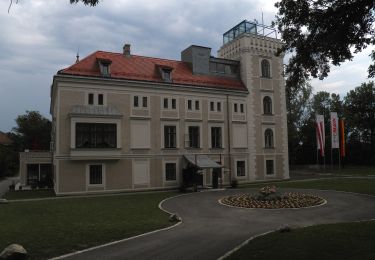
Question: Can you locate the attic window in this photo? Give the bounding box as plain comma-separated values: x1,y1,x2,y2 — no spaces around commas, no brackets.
157,65,173,82
97,59,112,77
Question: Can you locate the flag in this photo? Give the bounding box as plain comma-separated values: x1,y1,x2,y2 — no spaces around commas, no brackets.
330,112,339,149
316,114,325,157
340,119,346,157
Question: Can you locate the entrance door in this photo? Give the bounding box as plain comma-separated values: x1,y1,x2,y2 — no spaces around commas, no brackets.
27,164,39,186
212,168,221,188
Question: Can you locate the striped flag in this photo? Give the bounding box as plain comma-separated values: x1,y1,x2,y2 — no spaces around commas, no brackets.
316,115,325,157
330,112,339,149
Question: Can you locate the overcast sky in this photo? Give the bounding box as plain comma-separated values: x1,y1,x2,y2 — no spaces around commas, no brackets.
0,0,373,132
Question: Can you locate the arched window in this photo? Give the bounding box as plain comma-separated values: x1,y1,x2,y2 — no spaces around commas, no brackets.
263,96,272,115
261,59,270,78
264,129,274,148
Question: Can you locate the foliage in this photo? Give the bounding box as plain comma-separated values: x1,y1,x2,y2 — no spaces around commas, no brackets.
69,0,100,6
275,0,375,89
0,134,18,178
12,111,51,151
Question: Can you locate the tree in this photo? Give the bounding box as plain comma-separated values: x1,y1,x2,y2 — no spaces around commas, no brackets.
275,0,375,89
8,0,99,13
12,111,51,151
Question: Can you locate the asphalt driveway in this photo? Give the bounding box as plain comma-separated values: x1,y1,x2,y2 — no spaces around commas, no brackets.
59,188,375,260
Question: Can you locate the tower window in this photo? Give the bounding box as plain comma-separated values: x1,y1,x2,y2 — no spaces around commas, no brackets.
261,59,271,78
264,129,274,148
263,96,272,115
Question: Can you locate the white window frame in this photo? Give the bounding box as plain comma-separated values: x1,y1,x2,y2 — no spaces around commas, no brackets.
85,91,107,106
185,98,201,112
161,97,179,111
262,126,275,149
209,123,225,149
86,163,106,188
163,158,179,183
261,93,274,115
185,122,202,149
260,58,272,78
132,159,150,186
132,94,149,109
161,121,179,149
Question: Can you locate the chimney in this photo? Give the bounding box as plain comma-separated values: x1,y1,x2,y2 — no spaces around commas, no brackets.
123,44,131,56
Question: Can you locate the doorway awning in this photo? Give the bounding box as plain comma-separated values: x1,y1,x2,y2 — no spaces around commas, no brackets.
184,154,223,169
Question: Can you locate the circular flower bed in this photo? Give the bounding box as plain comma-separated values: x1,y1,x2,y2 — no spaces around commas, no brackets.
220,186,325,209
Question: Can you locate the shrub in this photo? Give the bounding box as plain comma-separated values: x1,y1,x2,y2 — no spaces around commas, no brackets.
230,179,238,188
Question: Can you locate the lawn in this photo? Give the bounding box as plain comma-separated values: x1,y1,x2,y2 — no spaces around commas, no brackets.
0,192,177,259
242,178,375,196
329,165,375,175
226,221,375,260
3,189,56,200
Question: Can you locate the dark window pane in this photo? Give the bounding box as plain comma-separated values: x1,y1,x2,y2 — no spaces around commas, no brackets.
143,97,148,108
98,94,104,105
89,165,102,184
211,127,222,148
210,102,215,111
188,100,192,110
164,125,176,148
263,96,272,114
172,99,176,109
266,160,274,175
234,103,238,113
189,126,200,148
240,104,244,113
237,161,245,176
76,123,117,148
164,98,168,109
88,93,94,105
261,59,270,78
217,102,221,112
195,100,200,110
264,129,274,148
165,163,176,181
134,96,139,107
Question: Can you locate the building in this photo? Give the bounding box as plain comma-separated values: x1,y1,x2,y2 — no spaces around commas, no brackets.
45,20,289,195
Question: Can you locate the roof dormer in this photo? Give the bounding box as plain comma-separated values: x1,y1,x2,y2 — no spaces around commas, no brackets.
157,65,173,83
97,58,112,77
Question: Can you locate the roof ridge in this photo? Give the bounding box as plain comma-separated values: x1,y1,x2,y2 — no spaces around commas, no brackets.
95,50,187,64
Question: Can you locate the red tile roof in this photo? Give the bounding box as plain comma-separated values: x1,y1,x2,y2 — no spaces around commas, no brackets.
59,51,247,92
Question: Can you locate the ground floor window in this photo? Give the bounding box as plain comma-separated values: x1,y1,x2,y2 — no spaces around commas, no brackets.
266,160,274,175
236,160,246,177
89,164,103,184
165,163,177,181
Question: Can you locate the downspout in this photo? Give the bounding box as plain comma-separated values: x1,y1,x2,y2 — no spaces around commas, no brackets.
226,94,232,183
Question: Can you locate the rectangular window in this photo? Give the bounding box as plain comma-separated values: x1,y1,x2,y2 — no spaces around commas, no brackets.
89,165,102,185
234,103,238,113
240,104,244,113
266,160,274,175
188,126,200,148
188,100,192,110
76,123,117,148
164,125,176,148
142,97,148,108
165,163,177,181
195,100,200,110
217,102,221,112
210,102,215,111
211,127,222,148
237,161,245,177
163,98,168,109
88,93,94,105
134,96,139,107
172,99,176,109
98,94,104,105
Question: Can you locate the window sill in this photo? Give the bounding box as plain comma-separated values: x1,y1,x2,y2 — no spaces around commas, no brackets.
210,147,225,150
262,113,274,116
162,148,179,150
263,147,275,149
185,147,202,150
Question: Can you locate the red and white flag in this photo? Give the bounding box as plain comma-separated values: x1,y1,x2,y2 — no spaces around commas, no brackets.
330,112,339,149
316,114,325,157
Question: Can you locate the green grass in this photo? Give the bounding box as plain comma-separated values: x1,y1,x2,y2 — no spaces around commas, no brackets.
0,192,176,259
227,221,375,260
3,189,56,200
330,165,375,175
242,178,375,196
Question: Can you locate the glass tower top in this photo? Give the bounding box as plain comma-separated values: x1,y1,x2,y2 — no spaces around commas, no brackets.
223,20,277,44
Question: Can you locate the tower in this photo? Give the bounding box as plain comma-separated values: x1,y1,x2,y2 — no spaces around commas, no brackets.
218,20,289,180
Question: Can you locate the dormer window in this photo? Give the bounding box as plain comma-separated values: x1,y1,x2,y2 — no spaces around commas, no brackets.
157,65,173,82
97,58,112,77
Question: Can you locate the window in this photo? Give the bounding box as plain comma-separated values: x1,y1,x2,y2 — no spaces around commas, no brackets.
240,104,244,113
217,102,221,112
160,68,172,82
210,102,215,111
171,99,176,109
195,100,200,110
134,96,139,107
264,129,274,148
142,97,148,108
164,125,176,148
88,93,94,105
261,59,271,78
165,163,177,181
98,94,104,105
98,60,111,77
89,165,103,184
188,126,200,148
188,100,192,110
163,98,168,109
236,161,245,177
263,96,272,115
211,127,222,148
234,103,238,113
101,64,110,76
266,160,274,175
76,123,117,148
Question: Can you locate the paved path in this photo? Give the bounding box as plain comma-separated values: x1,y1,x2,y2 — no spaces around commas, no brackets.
60,188,375,260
